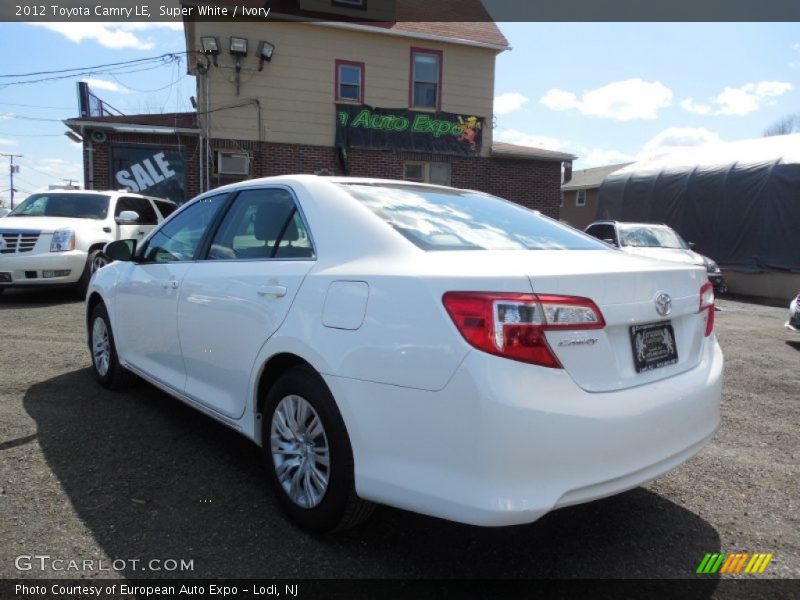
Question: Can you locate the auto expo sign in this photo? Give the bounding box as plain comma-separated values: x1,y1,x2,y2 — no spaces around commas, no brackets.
335,105,484,156
111,146,186,204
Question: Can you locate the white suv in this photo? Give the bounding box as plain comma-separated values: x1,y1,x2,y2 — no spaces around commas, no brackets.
0,190,177,296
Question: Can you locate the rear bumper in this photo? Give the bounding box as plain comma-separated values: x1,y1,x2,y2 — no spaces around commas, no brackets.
327,337,723,527
0,251,86,287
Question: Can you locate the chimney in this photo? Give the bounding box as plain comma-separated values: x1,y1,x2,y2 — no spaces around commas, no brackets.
563,160,573,184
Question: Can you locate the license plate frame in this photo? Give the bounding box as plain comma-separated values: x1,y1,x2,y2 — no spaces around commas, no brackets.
630,320,678,373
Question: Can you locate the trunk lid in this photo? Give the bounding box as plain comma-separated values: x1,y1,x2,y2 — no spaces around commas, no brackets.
524,250,709,392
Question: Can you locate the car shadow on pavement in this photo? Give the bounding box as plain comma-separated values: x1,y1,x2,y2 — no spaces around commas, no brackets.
23,368,721,584
0,288,82,309
786,340,800,352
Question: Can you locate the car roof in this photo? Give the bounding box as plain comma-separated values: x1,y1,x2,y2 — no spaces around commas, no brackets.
588,220,672,229
23,189,175,203
200,174,461,196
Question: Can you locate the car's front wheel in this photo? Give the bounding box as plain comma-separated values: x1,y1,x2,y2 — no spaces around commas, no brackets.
77,249,109,297
262,365,374,533
89,303,138,389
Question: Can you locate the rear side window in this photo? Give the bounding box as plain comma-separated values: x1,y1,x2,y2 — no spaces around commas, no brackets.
116,196,158,225
341,183,607,251
207,188,313,260
154,199,178,219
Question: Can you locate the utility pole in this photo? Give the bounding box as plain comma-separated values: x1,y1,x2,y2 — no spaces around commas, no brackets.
1,153,23,209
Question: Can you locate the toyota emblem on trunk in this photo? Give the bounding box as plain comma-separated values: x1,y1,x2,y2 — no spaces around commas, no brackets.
655,291,672,316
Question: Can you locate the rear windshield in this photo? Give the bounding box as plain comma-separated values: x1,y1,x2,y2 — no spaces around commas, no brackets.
341,183,606,251
8,193,110,220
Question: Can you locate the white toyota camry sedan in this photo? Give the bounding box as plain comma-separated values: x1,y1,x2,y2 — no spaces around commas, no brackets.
87,176,722,532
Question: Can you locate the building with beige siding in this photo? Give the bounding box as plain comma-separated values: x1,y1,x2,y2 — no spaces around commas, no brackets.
67,0,574,214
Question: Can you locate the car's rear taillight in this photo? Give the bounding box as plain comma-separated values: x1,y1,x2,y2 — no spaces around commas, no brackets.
699,282,715,337
442,292,605,368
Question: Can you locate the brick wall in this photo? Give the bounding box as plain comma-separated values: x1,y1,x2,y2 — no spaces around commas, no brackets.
85,133,562,217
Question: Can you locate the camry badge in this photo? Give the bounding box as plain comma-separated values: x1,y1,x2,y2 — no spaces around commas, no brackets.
655,291,672,317
558,337,599,347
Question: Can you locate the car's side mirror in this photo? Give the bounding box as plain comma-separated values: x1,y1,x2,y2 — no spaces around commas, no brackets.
104,239,136,262
115,210,140,225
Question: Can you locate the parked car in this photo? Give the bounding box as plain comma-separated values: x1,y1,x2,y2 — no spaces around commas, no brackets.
584,220,726,293
0,208,10,218
0,190,177,296
786,292,800,333
87,176,722,532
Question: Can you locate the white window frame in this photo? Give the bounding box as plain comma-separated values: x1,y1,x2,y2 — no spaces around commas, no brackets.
576,189,587,207
403,161,451,186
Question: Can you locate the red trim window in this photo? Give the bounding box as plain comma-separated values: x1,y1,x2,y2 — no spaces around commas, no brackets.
409,47,443,110
335,59,365,104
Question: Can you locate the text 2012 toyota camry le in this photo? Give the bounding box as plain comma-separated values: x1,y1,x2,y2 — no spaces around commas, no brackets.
86,176,722,532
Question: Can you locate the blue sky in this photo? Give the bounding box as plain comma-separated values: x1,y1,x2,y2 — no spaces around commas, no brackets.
0,21,797,206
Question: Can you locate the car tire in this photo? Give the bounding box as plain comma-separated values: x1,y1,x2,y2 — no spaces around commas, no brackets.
89,302,138,390
77,249,109,298
262,365,375,533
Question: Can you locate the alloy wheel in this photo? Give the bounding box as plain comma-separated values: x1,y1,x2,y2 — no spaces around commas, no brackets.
270,394,330,508
92,317,111,377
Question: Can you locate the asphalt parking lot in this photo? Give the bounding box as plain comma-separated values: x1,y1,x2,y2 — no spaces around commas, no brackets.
0,289,798,580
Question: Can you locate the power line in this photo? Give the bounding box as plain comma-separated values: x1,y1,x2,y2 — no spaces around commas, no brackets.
0,56,183,88
0,132,65,137
0,101,73,110
0,53,182,78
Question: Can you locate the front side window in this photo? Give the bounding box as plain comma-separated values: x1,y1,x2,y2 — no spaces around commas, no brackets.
115,196,158,225
411,49,441,110
207,188,313,260
141,195,226,263
8,193,110,220
586,224,616,244
336,60,364,103
342,183,608,252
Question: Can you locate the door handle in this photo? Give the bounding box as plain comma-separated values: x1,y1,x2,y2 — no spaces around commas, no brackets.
162,279,179,289
137,230,146,236
257,285,287,298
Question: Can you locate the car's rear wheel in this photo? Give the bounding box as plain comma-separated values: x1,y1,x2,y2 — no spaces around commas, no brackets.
262,365,374,533
90,303,138,390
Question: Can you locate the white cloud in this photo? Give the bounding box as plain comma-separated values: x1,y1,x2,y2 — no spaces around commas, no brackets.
497,129,634,168
497,125,723,168
640,127,721,161
29,22,182,50
0,138,18,146
681,81,793,116
493,93,529,116
679,98,711,115
82,78,129,94
495,129,572,151
0,113,14,121
540,78,673,121
580,148,636,167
